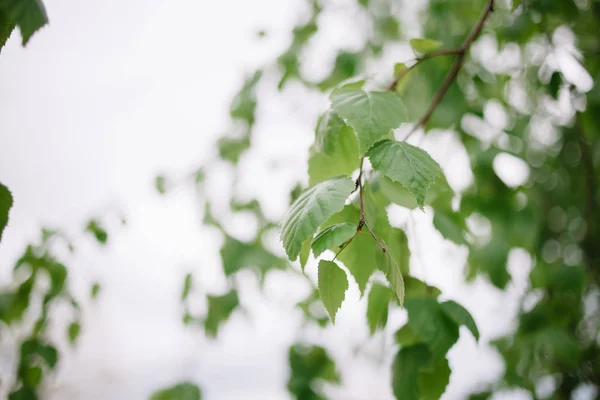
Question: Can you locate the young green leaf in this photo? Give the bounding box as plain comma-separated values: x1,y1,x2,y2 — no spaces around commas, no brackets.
311,222,356,257
440,300,480,341
280,176,355,261
330,89,408,155
85,219,108,245
220,235,286,279
405,298,460,360
317,260,348,324
368,140,442,208
366,282,392,335
0,182,13,242
404,277,441,298
90,282,101,299
409,38,443,54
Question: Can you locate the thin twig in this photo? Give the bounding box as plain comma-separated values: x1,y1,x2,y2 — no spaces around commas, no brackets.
356,158,387,253
386,48,463,91
406,0,495,135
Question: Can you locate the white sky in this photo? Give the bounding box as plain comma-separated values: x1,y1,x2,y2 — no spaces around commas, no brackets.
0,1,540,399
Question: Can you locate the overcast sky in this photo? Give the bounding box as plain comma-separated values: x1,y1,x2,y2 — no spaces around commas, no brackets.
0,1,546,399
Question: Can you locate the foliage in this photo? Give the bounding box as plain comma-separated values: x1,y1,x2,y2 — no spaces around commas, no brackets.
2,0,600,399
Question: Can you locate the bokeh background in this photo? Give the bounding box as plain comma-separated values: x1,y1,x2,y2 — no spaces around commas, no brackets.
0,0,596,399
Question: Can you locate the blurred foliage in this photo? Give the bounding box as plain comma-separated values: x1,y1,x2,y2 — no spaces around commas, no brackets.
2,0,600,398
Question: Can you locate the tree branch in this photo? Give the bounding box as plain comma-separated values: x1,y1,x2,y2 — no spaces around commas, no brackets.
386,48,463,92
404,0,495,137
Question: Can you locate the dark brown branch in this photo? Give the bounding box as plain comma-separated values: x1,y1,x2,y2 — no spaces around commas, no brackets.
406,0,495,136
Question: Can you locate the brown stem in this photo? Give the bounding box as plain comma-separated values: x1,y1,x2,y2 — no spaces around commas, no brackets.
406,0,495,135
386,48,463,92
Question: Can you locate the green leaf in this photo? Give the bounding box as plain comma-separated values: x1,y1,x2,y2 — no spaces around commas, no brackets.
308,126,360,185
366,282,392,335
368,140,442,208
25,365,42,387
337,233,379,295
217,135,250,165
154,175,169,195
230,70,262,125
85,219,108,245
204,290,239,338
315,109,346,155
405,298,459,359
376,248,405,304
433,211,468,245
404,276,441,298
0,182,13,242
150,382,202,400
311,222,356,257
220,235,286,279
299,238,311,271
394,324,421,347
0,10,15,53
419,357,451,400
0,0,48,45
317,260,348,324
280,176,355,261
67,322,81,344
287,344,340,399
409,38,443,54
391,344,432,400
181,273,193,301
440,300,480,341
330,89,408,155
90,282,101,299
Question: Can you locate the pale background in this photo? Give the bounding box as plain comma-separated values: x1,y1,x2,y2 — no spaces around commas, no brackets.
0,0,574,399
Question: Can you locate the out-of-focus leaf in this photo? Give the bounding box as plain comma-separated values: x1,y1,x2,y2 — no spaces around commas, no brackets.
366,282,392,335
85,219,108,245
204,290,239,338
410,38,443,54
67,322,81,344
220,235,286,279
405,297,459,359
440,300,479,340
0,182,13,241
150,382,202,400
181,273,193,301
287,343,340,400
0,0,48,45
